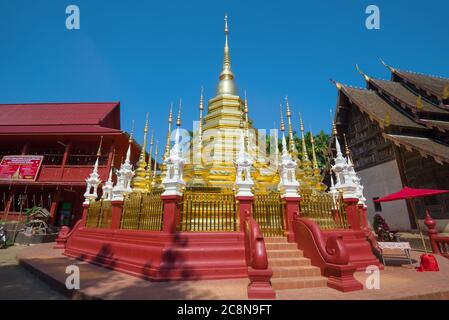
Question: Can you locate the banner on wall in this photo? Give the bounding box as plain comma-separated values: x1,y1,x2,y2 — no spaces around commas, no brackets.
0,155,44,181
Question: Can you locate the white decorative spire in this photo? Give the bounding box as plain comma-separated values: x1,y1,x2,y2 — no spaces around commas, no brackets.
112,131,135,201
162,100,186,196
331,136,357,199
102,168,114,201
84,154,102,204
234,127,254,197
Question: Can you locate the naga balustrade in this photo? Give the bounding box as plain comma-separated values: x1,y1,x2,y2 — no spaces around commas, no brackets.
253,192,285,236
300,191,348,230
425,211,449,258
119,189,164,231
178,187,238,232
85,200,112,228
244,210,275,299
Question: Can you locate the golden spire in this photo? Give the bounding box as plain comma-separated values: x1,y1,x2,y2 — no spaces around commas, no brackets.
163,104,173,160
285,96,297,157
152,141,159,185
176,99,182,127
244,91,249,149
299,112,309,162
146,128,154,183
280,104,285,132
330,109,338,136
343,133,351,159
310,128,318,170
96,136,103,157
216,13,237,95
129,120,135,143
131,113,149,192
198,87,204,139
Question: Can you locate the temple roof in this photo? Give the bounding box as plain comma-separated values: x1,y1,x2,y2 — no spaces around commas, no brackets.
0,102,121,135
383,134,449,164
369,78,448,115
393,69,449,101
340,85,423,129
417,119,449,132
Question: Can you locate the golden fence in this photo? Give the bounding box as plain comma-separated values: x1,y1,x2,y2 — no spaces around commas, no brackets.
253,192,285,236
179,188,238,232
300,191,348,230
120,189,164,231
86,200,112,228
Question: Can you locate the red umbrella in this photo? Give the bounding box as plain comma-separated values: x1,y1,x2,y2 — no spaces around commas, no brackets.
374,187,449,203
374,186,449,271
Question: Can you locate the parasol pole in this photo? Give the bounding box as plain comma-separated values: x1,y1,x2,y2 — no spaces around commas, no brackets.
407,198,428,254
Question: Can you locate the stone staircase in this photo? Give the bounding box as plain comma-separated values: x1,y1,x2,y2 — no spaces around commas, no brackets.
265,236,328,291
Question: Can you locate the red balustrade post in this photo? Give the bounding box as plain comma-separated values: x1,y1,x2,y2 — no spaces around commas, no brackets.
81,203,89,226
343,198,361,230
424,211,440,254
283,196,300,242
110,200,124,230
161,194,182,233
237,195,254,232
358,204,369,229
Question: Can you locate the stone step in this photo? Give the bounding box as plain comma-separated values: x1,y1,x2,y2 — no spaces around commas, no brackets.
267,249,303,259
264,237,288,243
272,266,321,278
269,257,311,267
271,276,328,290
265,242,298,250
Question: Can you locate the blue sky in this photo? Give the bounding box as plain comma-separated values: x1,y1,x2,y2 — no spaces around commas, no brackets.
1,0,449,153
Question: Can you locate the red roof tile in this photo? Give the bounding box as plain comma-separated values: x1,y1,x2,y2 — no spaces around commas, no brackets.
0,102,119,126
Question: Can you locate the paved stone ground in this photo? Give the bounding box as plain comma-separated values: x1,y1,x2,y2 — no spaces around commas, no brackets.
0,245,66,300
15,243,449,300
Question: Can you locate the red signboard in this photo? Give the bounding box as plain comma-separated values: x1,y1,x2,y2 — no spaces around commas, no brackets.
0,155,44,181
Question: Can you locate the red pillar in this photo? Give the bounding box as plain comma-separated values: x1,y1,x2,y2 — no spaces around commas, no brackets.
283,196,300,242
49,188,62,225
236,195,254,232
110,200,124,230
2,188,15,220
59,142,71,179
358,204,369,229
344,198,361,230
161,194,182,233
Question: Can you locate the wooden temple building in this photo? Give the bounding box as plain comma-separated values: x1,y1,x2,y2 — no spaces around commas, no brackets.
332,61,449,232
0,102,140,226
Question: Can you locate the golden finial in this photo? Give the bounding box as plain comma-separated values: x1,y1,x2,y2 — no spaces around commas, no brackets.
139,113,149,160
330,79,342,90
416,95,424,111
198,87,204,143
176,99,182,127
152,141,159,180
443,85,449,99
355,64,370,82
379,57,395,72
132,113,149,192
343,133,351,158
163,104,173,159
240,112,244,129
310,128,318,170
285,96,297,156
96,136,103,157
330,109,338,136
299,112,309,162
217,13,236,95
147,129,154,167
280,104,285,132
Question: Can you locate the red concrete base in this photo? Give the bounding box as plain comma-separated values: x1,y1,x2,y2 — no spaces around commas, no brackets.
247,267,276,299
325,264,364,292
324,230,382,271
64,226,248,281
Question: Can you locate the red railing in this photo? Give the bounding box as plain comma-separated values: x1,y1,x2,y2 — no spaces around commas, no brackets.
425,211,449,258
243,210,275,299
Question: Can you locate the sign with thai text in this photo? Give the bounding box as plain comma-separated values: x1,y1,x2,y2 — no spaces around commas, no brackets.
0,155,44,181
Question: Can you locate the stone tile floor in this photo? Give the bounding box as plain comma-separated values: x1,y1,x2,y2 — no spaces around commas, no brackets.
6,243,449,300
